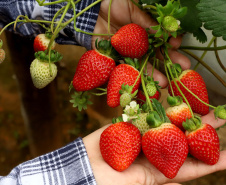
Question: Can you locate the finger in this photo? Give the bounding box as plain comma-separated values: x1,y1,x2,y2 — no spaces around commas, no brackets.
201,110,226,129
156,48,191,70
129,1,158,31
168,35,183,50
169,150,226,183
146,62,168,88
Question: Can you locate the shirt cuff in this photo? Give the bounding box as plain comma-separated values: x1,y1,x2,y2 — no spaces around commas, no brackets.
0,137,97,185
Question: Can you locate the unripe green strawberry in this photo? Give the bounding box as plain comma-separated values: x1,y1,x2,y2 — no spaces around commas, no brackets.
30,59,57,89
146,82,157,96
132,113,150,135
120,93,132,108
162,15,179,32
214,105,226,120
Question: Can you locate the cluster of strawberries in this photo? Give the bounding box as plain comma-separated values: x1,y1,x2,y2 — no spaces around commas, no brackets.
70,23,222,178
28,22,224,179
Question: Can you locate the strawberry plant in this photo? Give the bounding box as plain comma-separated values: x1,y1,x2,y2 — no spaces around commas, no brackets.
0,0,226,180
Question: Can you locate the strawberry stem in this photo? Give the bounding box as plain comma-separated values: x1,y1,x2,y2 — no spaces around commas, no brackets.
132,54,150,90
36,0,65,6
194,36,216,71
164,61,174,96
214,38,226,72
174,72,216,109
108,0,113,36
141,73,153,111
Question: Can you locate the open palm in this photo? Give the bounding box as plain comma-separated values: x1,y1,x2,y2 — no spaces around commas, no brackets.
83,110,226,185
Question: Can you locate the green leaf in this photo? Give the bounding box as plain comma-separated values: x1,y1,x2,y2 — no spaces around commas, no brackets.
192,28,207,43
197,0,226,40
179,0,207,42
140,0,161,4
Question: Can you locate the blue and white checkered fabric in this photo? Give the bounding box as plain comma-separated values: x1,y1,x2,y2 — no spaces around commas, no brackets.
0,0,100,50
0,137,97,185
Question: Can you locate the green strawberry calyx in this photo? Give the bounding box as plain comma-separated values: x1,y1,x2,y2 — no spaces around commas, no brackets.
70,91,93,111
146,111,163,128
214,105,226,120
167,96,183,107
35,50,63,63
124,57,140,70
182,116,202,132
95,38,120,60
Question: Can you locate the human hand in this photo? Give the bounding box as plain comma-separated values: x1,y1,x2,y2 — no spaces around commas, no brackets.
92,0,191,88
83,110,226,185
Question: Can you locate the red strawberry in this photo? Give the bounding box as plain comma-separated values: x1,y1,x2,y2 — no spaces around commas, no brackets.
168,69,209,116
100,122,142,172
73,40,116,91
142,122,188,179
111,23,149,58
33,33,56,52
166,102,192,131
184,117,220,165
136,89,160,106
107,64,141,108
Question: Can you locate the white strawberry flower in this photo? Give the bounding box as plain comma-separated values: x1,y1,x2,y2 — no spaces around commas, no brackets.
122,101,140,122
122,114,129,122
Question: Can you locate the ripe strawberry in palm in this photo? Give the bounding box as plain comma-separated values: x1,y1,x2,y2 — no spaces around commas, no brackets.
33,32,56,52
142,110,188,179
165,96,192,131
183,116,220,165
141,100,188,179
73,39,116,91
111,23,149,58
107,63,141,108
168,69,209,116
99,122,142,172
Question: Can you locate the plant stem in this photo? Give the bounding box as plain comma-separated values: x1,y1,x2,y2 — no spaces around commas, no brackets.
179,45,226,51
132,54,150,89
36,0,66,6
175,73,216,109
164,62,174,96
214,38,226,72
108,0,113,36
167,63,194,117
141,72,154,111
181,49,226,88
194,36,216,70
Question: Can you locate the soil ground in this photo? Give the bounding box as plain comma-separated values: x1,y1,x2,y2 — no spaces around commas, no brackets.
0,33,226,184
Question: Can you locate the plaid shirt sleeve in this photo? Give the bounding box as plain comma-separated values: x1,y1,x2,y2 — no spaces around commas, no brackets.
0,137,97,185
0,0,100,50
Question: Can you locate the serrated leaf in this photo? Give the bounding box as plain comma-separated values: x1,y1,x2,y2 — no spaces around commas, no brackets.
192,28,207,43
197,0,226,40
